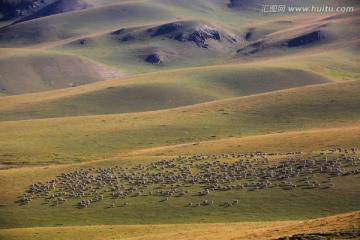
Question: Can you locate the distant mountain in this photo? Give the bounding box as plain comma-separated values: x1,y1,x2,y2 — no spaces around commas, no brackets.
0,0,91,23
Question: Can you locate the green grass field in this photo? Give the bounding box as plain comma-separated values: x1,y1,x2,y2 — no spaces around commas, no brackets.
0,149,359,229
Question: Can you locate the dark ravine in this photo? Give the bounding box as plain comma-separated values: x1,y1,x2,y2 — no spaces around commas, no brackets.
237,29,327,56
245,28,255,41
145,53,164,64
111,28,126,35
236,40,264,55
121,35,136,42
152,22,183,37
285,30,326,48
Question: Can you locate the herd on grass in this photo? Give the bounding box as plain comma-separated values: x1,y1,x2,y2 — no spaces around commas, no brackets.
18,148,359,208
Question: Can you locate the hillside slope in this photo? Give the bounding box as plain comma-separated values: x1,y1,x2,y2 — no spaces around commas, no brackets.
0,0,358,89
0,50,126,95
0,1,174,47
0,80,358,165
0,65,331,118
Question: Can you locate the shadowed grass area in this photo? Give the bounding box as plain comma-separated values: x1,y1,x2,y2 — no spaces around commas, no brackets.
0,65,331,120
0,50,126,95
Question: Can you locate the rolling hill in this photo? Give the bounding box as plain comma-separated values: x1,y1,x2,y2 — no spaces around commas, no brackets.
0,80,359,165
0,49,126,95
0,64,332,119
236,9,360,59
0,1,174,47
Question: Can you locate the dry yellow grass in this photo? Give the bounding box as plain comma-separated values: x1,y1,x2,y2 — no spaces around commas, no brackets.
118,125,360,158
0,211,358,240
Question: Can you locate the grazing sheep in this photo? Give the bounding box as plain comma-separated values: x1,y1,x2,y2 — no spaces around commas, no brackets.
19,149,358,210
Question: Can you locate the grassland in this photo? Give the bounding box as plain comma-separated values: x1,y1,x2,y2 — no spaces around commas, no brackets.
0,211,359,240
1,1,359,95
0,1,176,48
0,148,359,230
1,80,359,165
1,79,359,232
124,126,360,158
0,49,126,95
0,64,331,119
0,0,359,239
